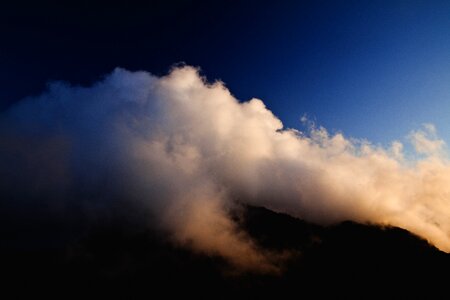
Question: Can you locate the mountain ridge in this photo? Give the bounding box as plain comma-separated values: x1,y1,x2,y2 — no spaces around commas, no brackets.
3,205,449,299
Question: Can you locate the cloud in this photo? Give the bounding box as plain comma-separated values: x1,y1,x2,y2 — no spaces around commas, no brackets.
409,123,446,156
2,65,450,272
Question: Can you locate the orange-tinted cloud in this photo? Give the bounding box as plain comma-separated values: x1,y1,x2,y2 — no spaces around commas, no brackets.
2,66,450,272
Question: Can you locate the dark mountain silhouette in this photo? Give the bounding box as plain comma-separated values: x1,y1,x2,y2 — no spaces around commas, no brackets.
2,205,449,299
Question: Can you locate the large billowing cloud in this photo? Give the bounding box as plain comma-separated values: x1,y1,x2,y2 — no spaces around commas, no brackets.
1,65,450,272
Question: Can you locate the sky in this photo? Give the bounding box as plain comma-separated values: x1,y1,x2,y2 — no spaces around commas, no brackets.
3,0,450,271
2,0,450,146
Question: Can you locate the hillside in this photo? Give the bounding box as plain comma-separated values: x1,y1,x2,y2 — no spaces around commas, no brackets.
2,205,449,299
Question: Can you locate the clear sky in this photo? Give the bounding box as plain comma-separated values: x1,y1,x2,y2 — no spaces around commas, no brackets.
1,0,450,145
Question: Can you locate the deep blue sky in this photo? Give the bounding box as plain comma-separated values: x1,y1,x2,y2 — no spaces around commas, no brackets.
2,0,450,145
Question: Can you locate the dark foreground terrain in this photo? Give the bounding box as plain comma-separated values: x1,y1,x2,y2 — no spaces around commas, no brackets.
2,205,449,299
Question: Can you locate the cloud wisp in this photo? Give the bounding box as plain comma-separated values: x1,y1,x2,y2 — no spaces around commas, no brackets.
1,66,450,272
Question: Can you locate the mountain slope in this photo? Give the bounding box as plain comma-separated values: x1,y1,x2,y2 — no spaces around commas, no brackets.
2,205,449,299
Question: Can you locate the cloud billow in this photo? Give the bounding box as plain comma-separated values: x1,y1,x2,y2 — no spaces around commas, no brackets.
1,65,450,272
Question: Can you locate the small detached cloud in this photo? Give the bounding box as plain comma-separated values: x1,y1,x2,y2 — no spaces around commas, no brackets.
409,123,446,156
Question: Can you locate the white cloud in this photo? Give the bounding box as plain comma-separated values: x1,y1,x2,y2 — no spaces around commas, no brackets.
409,124,446,156
2,65,450,272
